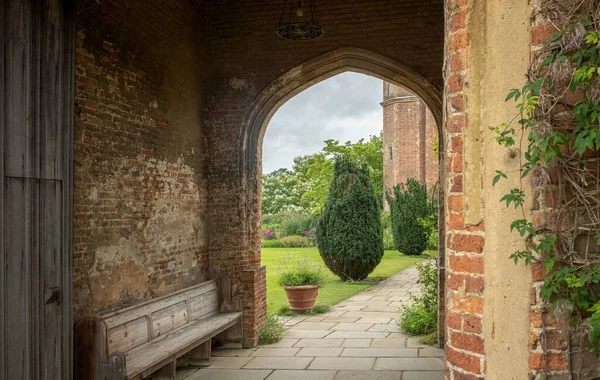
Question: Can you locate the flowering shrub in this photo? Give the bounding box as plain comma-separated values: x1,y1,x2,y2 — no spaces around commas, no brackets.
263,230,274,240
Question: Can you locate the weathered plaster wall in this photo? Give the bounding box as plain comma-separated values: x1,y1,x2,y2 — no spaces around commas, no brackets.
444,0,532,378
73,0,210,317
478,0,532,378
205,0,444,345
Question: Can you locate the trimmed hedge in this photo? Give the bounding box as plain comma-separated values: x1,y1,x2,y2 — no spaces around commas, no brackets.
386,179,429,256
316,156,383,281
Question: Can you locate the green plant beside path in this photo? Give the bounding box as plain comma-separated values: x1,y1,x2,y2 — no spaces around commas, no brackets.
262,247,430,313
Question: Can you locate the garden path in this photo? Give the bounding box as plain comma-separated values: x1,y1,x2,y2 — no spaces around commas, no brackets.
178,266,444,380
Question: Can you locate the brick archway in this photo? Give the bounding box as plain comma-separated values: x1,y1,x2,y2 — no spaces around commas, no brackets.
241,46,447,345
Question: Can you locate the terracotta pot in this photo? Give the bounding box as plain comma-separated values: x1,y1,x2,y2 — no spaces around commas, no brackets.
283,285,319,311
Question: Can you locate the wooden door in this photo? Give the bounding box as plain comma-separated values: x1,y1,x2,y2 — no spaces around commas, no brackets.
1,1,74,379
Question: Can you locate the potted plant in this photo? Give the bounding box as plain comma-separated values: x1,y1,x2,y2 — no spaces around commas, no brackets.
277,256,325,311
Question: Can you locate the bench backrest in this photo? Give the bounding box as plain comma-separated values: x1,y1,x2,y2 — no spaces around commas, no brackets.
100,280,219,354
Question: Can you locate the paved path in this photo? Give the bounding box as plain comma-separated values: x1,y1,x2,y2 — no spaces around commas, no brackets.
178,266,444,380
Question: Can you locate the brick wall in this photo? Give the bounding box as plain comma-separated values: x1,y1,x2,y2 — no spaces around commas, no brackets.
382,82,439,203
73,0,210,317
444,0,487,378
528,11,600,379
204,0,444,344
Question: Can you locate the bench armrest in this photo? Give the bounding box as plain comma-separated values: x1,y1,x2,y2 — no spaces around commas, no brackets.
218,275,243,312
75,315,126,380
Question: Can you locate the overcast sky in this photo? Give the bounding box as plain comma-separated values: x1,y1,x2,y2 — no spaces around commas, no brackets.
262,72,383,173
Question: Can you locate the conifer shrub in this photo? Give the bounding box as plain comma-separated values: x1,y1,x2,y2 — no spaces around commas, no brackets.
386,179,429,256
316,156,383,281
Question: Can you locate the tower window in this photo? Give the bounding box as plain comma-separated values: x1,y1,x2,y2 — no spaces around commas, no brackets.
388,146,393,161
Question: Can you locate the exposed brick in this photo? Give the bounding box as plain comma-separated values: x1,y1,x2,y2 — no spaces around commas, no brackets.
447,345,482,374
449,255,484,274
451,332,485,354
448,115,465,133
450,135,464,154
451,234,485,254
452,293,484,315
448,194,464,213
447,311,463,331
531,24,555,45
463,315,483,334
447,273,484,293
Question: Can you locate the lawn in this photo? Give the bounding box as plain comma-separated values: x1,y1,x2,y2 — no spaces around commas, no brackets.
262,247,430,313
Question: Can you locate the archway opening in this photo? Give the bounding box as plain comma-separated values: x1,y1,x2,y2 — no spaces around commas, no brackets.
243,48,446,346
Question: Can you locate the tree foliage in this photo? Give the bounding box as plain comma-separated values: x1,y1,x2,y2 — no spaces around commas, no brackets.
261,168,303,215
262,134,383,216
316,155,383,281
386,179,430,256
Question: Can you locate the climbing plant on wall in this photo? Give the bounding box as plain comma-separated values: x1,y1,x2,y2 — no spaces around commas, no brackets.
491,2,600,373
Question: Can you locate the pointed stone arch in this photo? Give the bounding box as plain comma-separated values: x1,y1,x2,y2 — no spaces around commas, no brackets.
240,47,446,345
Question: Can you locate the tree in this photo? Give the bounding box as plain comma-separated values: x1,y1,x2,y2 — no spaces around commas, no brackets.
386,179,429,256
292,134,383,215
261,168,303,215
316,155,383,281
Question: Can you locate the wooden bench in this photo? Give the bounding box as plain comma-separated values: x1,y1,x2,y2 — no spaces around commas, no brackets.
75,277,243,380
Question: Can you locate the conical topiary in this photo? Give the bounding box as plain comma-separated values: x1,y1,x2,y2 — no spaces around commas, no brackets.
316,155,383,281
386,179,429,256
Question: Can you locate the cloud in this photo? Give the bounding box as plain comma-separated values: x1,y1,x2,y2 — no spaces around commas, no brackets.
262,72,383,173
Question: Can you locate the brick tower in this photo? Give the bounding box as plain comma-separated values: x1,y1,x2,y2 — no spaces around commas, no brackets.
382,82,439,208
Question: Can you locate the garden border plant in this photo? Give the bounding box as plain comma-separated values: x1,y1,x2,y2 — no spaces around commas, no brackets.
490,2,600,377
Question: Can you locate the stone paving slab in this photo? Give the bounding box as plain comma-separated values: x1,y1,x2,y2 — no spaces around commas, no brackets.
262,338,299,347
374,358,444,371
308,357,375,370
403,371,445,380
268,370,337,380
250,347,300,357
334,371,402,380
177,266,445,379
181,369,272,380
341,348,418,357
330,322,372,331
326,331,389,339
294,338,344,347
285,329,333,338
206,357,253,369
244,357,313,369
297,347,344,357
340,338,372,348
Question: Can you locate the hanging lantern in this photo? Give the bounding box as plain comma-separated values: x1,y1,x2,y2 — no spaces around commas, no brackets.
276,0,324,41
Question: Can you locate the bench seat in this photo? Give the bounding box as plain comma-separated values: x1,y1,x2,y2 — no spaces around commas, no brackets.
75,277,243,380
125,311,242,379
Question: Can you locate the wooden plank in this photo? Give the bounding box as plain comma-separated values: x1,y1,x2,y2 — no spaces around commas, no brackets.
40,0,64,181
5,178,36,380
102,280,216,329
0,0,5,376
186,340,211,367
59,1,75,377
107,316,149,354
188,293,218,321
149,360,175,380
5,0,33,178
125,312,242,379
150,302,188,339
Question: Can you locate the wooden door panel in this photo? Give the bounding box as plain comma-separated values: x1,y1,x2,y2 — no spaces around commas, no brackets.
1,1,74,379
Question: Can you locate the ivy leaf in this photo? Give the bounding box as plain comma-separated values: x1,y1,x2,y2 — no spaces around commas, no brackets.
492,170,507,186
505,89,521,102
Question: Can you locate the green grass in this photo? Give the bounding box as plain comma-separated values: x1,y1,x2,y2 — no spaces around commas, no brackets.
262,247,432,313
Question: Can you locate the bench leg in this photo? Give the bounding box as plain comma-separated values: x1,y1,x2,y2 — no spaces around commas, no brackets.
150,360,175,380
187,340,211,367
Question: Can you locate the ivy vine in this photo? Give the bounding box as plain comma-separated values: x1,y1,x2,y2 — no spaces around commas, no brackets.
490,2,600,361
